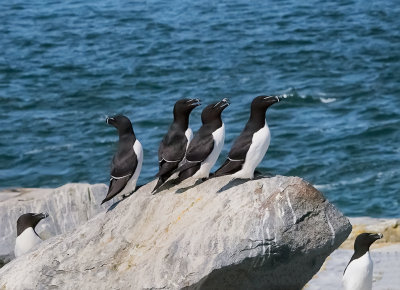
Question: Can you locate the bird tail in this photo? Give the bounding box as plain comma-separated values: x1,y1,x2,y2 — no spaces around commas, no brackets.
176,163,201,184
156,161,179,177
152,176,167,193
101,197,110,205
214,159,243,177
152,167,177,193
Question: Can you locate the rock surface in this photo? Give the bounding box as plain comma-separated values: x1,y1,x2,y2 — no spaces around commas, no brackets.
0,176,351,290
0,183,112,266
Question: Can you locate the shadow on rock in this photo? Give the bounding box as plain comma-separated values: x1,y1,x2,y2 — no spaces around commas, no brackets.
175,179,205,194
182,244,320,290
107,199,124,212
216,174,275,194
216,178,251,193
106,184,144,212
152,179,179,195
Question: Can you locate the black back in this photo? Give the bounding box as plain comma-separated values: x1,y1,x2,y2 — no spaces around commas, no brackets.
229,96,279,160
344,233,383,274
185,98,229,163
153,99,200,191
17,213,48,236
158,98,200,163
175,98,229,181
108,115,137,178
102,115,138,203
214,96,279,176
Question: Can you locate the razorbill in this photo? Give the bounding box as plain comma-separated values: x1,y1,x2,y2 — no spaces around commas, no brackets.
343,232,383,290
101,115,143,204
175,98,230,182
214,96,280,178
153,98,201,192
14,212,49,257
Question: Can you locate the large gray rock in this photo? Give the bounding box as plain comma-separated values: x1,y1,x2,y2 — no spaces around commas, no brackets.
0,183,111,266
0,176,351,289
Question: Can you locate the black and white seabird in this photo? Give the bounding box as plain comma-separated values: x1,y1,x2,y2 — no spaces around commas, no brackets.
153,98,201,192
214,96,280,178
175,98,230,183
102,115,143,204
343,232,383,290
14,212,49,257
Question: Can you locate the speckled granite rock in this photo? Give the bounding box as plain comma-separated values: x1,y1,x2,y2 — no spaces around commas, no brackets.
0,176,351,290
0,183,111,266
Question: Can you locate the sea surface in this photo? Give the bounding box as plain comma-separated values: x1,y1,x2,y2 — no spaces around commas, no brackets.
1,0,399,217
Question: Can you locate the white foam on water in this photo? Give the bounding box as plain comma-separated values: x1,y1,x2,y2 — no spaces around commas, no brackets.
277,93,294,99
320,97,337,103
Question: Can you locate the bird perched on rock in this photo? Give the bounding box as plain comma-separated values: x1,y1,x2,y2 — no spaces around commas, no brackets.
153,98,201,192
343,232,383,290
102,115,143,204
174,98,230,183
213,96,280,179
15,212,49,257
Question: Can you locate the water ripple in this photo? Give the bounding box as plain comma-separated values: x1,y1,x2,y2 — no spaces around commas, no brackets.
0,0,399,217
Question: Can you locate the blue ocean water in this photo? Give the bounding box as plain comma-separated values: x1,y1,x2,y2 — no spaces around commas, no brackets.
0,0,399,217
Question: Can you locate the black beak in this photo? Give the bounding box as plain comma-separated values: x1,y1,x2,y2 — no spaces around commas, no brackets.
106,117,117,127
222,98,230,105
188,98,201,107
371,233,383,240
263,96,281,104
35,212,49,220
216,98,230,109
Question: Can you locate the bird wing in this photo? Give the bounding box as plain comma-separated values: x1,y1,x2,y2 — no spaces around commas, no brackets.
175,131,214,173
102,175,132,204
156,130,188,177
156,159,180,177
158,131,188,162
214,129,253,176
213,158,244,176
111,145,138,177
102,147,138,204
186,131,214,162
228,129,254,160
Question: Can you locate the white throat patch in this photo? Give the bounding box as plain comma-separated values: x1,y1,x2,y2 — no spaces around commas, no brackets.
14,227,43,258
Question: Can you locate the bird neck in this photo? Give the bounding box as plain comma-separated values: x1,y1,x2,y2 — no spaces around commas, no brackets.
18,227,40,239
173,113,190,130
351,245,371,263
354,243,371,255
203,118,222,130
249,109,266,128
118,132,135,148
33,227,40,237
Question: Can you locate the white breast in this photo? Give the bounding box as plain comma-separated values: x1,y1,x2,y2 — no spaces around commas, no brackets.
194,123,225,178
14,227,43,258
343,252,373,290
166,129,193,181
118,139,143,197
232,123,271,179
185,128,193,149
